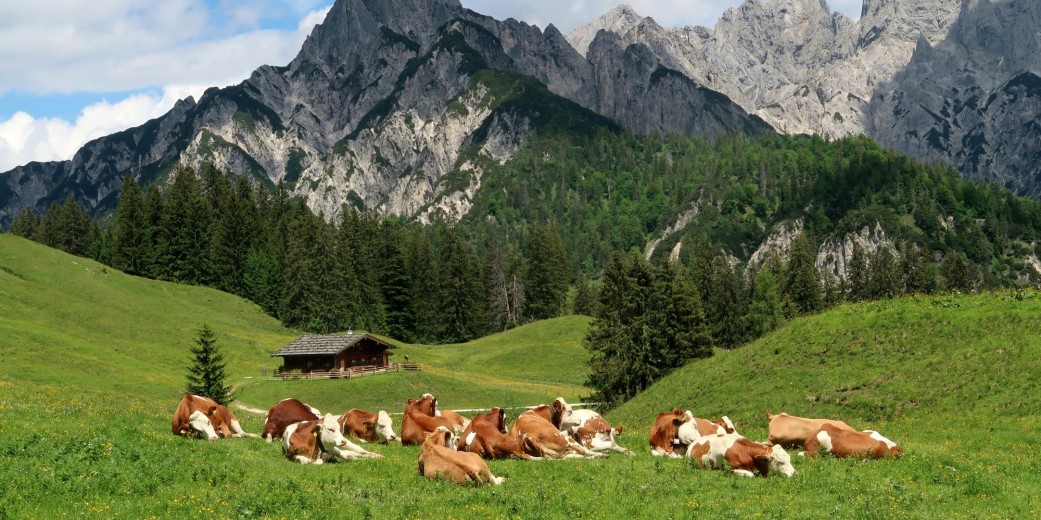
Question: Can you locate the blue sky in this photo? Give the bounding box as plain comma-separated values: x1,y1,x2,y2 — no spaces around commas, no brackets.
0,0,862,172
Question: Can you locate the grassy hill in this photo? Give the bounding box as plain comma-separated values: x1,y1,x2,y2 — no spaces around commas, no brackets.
2,234,1041,517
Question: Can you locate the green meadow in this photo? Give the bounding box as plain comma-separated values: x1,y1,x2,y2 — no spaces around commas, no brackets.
2,234,1041,518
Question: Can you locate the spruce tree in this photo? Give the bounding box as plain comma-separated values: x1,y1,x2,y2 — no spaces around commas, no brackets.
185,324,234,406
210,175,258,296
407,230,440,343
784,233,822,314
847,241,869,301
59,197,90,256
868,246,899,299
941,250,974,292
159,165,212,284
745,267,784,339
437,225,484,343
380,230,415,342
524,222,570,321
572,271,597,316
113,173,148,275
9,207,38,238
704,255,746,348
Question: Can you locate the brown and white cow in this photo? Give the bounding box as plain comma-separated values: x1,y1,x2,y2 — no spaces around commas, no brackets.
338,409,398,443
803,424,903,459
676,411,737,446
419,426,504,485
282,414,384,464
401,394,457,446
171,394,257,440
688,433,796,478
456,408,542,460
262,398,320,442
510,407,605,459
649,408,692,458
570,415,634,455
441,409,471,432
765,411,857,448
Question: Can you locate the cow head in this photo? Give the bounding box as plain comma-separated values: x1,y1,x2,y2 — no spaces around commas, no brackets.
716,416,736,434
188,410,219,441
760,444,795,478
426,426,455,449
316,414,350,452
372,410,397,443
551,397,572,428
866,430,903,457
412,394,439,417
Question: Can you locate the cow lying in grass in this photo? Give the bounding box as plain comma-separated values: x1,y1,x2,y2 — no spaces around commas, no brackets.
688,433,795,478
263,398,321,442
803,424,903,459
419,426,504,485
765,411,857,448
456,408,542,460
172,394,258,440
282,414,384,464
511,405,606,459
402,394,458,446
338,408,398,444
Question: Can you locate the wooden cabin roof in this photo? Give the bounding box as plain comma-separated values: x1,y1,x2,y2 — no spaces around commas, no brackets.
270,334,397,357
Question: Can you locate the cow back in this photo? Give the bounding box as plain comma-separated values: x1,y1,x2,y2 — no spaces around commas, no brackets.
264,398,320,440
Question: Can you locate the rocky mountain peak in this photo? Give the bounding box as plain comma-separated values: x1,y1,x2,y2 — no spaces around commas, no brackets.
566,4,646,57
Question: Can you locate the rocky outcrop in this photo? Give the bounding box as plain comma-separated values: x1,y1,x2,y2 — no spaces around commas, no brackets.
746,219,804,274
816,222,896,282
0,0,767,226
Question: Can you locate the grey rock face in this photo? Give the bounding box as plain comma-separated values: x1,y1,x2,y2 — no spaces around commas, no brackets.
0,0,766,226
868,0,1041,194
568,0,1041,197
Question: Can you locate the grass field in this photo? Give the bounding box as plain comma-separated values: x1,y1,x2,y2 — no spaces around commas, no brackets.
2,235,1041,518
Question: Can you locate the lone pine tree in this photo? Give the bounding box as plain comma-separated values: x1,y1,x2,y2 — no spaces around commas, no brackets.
185,324,234,406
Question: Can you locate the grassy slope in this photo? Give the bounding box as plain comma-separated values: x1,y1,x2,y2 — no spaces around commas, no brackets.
0,235,295,398
3,234,1041,517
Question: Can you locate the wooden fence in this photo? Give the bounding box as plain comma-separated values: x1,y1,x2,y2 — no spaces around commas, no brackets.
272,363,422,381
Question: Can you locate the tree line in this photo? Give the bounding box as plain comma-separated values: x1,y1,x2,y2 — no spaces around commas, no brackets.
7,165,575,344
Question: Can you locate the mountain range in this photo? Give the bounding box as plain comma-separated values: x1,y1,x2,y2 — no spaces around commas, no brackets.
2,0,1040,228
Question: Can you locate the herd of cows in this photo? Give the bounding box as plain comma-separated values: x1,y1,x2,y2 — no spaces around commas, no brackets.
171,393,903,485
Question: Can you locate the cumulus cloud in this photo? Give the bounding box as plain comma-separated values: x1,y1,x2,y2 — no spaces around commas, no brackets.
0,3,330,171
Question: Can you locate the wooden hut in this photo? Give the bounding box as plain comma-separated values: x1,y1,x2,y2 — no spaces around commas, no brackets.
271,334,397,374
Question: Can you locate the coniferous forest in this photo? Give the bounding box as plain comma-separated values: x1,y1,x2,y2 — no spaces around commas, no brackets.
9,131,1041,404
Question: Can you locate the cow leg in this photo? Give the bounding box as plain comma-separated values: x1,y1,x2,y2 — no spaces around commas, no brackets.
340,438,384,459
566,438,606,458
293,455,315,464
732,469,755,478
229,419,261,439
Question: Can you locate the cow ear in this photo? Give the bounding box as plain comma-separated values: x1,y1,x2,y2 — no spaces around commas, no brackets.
207,406,218,416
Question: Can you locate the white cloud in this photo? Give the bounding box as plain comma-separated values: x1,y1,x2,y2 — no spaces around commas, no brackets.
0,4,331,171
0,84,210,171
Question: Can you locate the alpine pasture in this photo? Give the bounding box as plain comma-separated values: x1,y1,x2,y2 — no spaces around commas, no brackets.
2,234,1040,518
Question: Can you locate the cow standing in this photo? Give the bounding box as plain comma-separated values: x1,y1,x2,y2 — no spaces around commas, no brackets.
172,394,257,440
419,427,504,485
282,414,384,464
263,398,321,442
688,433,796,478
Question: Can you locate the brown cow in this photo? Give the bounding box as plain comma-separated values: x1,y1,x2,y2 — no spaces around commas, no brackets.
419,427,504,485
171,394,257,440
456,408,542,460
338,409,398,443
803,424,903,459
282,414,383,464
571,416,633,455
441,409,471,432
518,401,569,429
510,408,605,459
675,411,737,447
765,411,857,448
263,398,320,442
688,433,795,478
649,408,692,458
401,395,457,446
